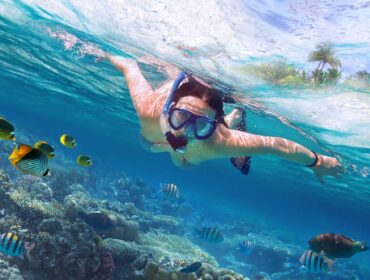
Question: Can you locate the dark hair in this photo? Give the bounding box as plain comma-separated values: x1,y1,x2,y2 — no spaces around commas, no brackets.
172,77,228,123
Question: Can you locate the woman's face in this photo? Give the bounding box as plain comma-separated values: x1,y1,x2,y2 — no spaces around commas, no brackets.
171,96,216,140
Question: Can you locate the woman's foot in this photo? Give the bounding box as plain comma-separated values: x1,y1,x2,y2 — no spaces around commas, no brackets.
228,106,251,175
225,106,247,130
231,156,251,175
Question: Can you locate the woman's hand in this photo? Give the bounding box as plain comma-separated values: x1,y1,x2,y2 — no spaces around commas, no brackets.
312,155,344,184
108,55,137,73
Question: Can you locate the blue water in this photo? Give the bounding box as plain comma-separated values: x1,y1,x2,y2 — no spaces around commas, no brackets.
1,0,370,278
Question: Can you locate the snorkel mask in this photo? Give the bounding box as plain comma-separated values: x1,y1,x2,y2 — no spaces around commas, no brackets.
160,72,218,153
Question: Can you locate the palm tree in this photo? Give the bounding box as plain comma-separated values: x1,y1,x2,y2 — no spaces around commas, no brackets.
308,42,341,83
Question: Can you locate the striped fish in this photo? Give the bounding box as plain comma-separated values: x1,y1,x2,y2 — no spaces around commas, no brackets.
0,233,34,260
160,183,180,199
195,227,224,243
9,144,50,177
34,141,55,158
239,239,255,255
300,250,334,273
0,117,15,140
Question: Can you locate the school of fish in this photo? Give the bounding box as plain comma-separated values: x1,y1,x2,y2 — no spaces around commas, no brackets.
0,117,93,178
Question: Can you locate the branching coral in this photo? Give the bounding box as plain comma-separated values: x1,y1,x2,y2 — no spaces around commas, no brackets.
10,189,63,218
139,232,218,269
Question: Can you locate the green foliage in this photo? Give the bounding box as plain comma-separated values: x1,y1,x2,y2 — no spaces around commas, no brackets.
238,41,370,90
356,71,370,82
344,71,370,91
243,61,311,86
312,68,342,86
325,68,342,85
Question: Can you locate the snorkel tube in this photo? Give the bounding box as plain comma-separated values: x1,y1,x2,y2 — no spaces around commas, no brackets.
161,71,188,153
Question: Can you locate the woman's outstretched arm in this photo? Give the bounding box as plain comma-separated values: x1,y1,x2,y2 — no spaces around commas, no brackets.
212,127,343,182
108,55,155,116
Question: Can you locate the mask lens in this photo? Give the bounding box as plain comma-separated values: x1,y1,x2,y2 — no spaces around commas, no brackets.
195,118,214,138
169,109,192,129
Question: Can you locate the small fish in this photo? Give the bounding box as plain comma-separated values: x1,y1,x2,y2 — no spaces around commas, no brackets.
34,141,55,158
160,183,180,199
60,134,76,148
0,232,34,261
239,240,255,255
0,209,4,216
76,155,92,167
8,144,50,177
78,211,116,232
300,250,334,273
0,117,15,140
194,227,224,243
180,261,202,273
309,233,368,259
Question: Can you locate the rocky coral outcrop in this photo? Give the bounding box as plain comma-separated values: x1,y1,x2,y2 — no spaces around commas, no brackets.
102,231,219,279
145,262,250,280
91,248,115,280
28,220,101,279
140,232,217,269
64,193,140,242
0,256,24,280
97,176,152,210
232,232,302,275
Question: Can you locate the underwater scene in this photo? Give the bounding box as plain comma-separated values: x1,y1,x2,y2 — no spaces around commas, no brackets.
0,0,369,279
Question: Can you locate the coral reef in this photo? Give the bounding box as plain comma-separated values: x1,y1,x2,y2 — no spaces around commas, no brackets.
14,176,53,201
37,218,63,234
145,262,250,280
108,219,139,242
64,192,139,242
94,176,152,210
230,232,302,275
2,166,224,279
0,256,23,280
92,248,115,280
138,232,218,269
0,169,12,192
27,221,101,280
145,262,196,280
9,189,63,218
102,231,218,279
1,164,368,280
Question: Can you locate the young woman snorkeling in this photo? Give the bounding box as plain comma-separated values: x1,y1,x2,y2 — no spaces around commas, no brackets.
106,55,343,182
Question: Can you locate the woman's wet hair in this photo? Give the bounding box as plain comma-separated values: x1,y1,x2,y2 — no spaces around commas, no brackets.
172,77,230,124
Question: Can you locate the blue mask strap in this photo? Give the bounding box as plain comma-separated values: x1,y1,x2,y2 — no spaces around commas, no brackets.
162,71,188,114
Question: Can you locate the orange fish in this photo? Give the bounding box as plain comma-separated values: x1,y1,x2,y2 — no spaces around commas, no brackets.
9,144,50,177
